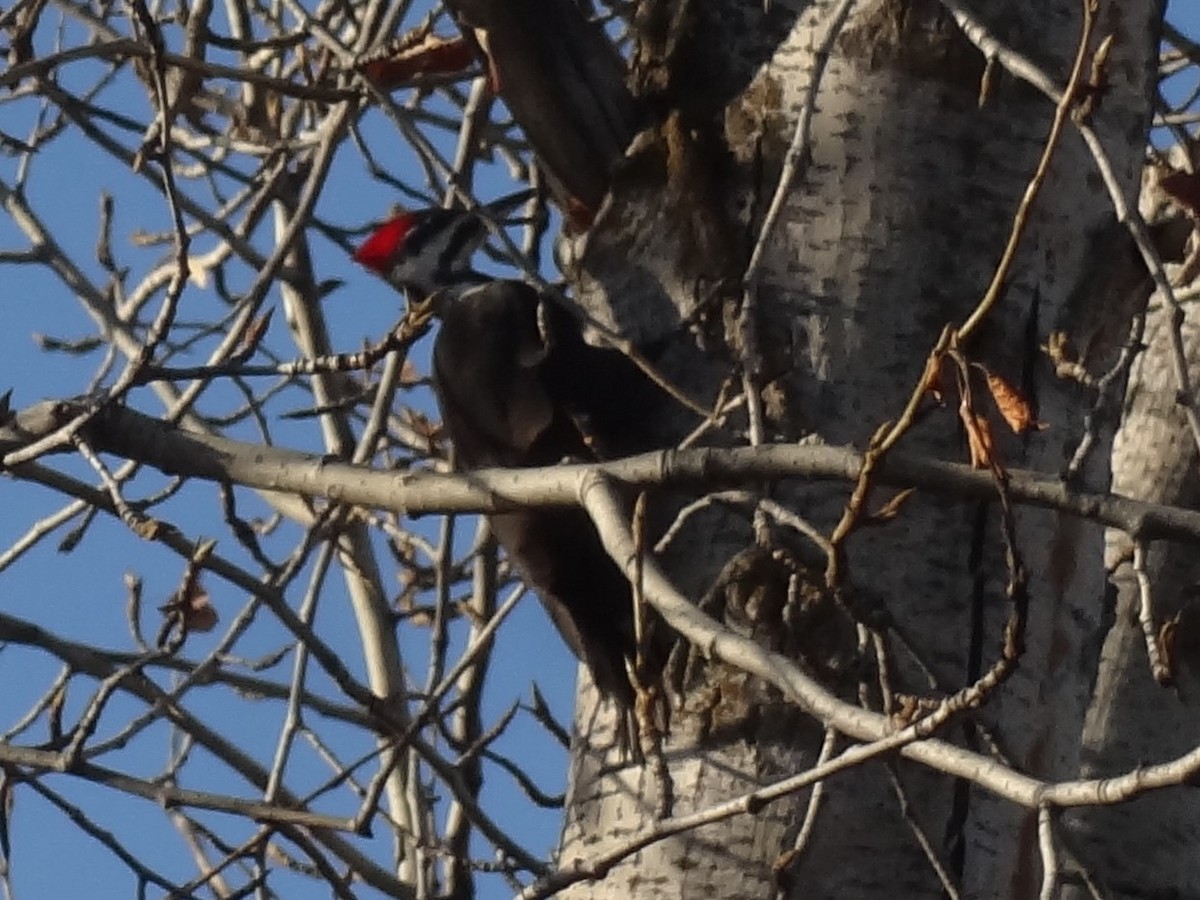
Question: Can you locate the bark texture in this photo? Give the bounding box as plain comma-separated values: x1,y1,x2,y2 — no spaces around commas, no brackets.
1065,275,1200,899
556,1,1159,897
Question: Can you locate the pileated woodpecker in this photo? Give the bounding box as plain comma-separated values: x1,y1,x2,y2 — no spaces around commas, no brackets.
354,198,670,710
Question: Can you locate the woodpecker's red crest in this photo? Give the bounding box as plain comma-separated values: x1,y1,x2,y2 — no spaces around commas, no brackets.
352,213,417,275
353,189,534,300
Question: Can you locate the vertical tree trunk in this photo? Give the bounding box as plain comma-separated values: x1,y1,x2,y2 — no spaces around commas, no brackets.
1066,276,1200,897
557,1,1159,897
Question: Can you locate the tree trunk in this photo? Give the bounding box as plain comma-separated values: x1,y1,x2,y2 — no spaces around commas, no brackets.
1065,267,1200,897
557,1,1160,897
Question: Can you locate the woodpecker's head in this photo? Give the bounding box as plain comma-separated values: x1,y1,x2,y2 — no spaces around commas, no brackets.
353,207,487,301
353,190,535,301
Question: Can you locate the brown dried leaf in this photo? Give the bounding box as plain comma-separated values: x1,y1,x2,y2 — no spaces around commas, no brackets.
402,408,441,442
984,370,1046,434
919,352,948,404
160,579,219,633
961,404,996,469
358,33,475,89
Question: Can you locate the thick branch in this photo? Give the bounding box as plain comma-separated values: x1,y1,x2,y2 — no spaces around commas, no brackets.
3,400,1198,542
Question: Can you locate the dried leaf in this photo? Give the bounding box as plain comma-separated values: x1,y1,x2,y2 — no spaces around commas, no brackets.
358,34,475,89
960,403,997,469
984,370,1046,434
160,579,219,633
918,352,948,404
402,408,440,442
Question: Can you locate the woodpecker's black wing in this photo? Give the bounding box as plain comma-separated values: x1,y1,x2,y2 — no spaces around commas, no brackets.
432,281,571,468
431,281,668,706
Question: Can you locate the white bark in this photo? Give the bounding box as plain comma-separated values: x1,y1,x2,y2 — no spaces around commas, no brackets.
558,1,1159,897
1065,276,1200,898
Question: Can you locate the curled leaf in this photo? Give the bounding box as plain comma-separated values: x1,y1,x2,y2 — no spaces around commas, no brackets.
961,404,997,469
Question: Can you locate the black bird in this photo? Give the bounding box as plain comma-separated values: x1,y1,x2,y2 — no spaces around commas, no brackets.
354,199,670,710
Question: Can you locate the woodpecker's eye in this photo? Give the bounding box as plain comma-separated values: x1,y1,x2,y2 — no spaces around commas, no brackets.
396,210,445,257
